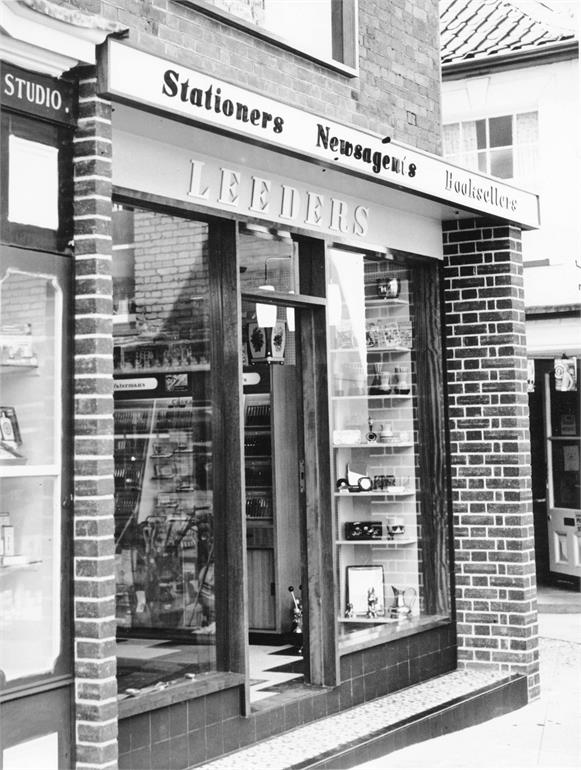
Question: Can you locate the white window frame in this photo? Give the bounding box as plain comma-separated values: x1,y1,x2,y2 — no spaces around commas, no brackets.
443,112,539,184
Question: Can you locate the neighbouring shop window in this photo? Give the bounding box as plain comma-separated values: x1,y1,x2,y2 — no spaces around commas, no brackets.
0,111,73,253
0,267,64,686
327,248,451,647
443,112,538,183
113,204,216,693
182,0,357,66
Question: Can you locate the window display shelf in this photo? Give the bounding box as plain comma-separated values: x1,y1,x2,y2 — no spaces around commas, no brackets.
333,443,413,450
335,490,415,498
339,616,400,624
549,435,580,441
335,539,416,546
113,363,210,375
332,394,412,402
365,298,407,307
331,346,411,354
0,559,43,574
0,464,59,478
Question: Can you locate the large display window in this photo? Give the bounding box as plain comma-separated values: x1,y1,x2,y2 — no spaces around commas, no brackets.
327,247,452,648
112,205,216,692
0,251,70,690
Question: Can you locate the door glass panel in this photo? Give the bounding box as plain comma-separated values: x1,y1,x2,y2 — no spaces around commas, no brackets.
0,269,62,685
555,532,568,563
112,205,216,692
242,296,304,698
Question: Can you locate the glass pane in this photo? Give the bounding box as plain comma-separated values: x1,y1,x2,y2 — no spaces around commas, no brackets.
489,115,512,148
442,123,460,155
242,298,304,697
477,151,487,173
551,442,580,509
1,266,63,686
206,0,334,61
239,227,298,295
113,206,216,691
461,120,478,152
515,112,539,144
475,119,487,149
328,249,449,647
265,0,333,59
555,532,568,563
490,148,513,179
0,477,61,684
0,271,61,466
514,145,539,182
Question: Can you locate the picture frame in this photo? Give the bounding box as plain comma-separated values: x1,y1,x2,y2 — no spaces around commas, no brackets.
0,406,25,463
0,406,22,444
346,565,385,616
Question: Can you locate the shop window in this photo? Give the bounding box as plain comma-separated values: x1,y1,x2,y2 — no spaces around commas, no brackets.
327,248,451,648
0,251,71,690
0,111,73,253
179,0,357,68
113,205,216,693
443,112,538,184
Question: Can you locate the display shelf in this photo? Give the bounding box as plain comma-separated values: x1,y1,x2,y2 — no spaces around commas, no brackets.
364,298,407,307
0,464,59,478
548,435,580,441
331,345,411,354
339,616,399,624
0,559,43,575
113,363,210,375
1,362,39,370
335,490,415,498
335,539,416,546
333,443,413,450
332,394,412,402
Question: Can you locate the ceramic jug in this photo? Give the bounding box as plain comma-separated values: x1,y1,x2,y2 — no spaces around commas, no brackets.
389,585,417,619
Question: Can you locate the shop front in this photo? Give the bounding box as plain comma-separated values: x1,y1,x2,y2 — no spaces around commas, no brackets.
84,40,541,767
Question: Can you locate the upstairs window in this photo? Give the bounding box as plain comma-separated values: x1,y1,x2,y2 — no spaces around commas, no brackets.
180,1,357,68
443,112,539,184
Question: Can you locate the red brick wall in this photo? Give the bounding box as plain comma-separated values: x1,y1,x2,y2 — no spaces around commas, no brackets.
73,69,118,770
442,218,539,699
58,0,442,153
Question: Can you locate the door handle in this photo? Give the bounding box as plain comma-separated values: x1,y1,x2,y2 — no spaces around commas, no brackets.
533,498,546,503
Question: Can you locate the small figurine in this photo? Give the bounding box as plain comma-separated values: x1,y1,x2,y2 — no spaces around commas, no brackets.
288,586,303,654
345,602,354,618
367,587,378,618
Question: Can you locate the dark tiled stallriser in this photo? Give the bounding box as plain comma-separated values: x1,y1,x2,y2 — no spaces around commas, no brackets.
118,625,456,769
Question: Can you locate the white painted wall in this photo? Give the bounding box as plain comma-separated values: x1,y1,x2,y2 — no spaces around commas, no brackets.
442,56,580,309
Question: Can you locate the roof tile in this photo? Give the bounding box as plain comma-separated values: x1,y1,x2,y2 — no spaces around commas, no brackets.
441,0,576,63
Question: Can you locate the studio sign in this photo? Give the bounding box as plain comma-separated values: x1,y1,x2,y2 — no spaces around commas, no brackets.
187,159,370,237
1,63,75,126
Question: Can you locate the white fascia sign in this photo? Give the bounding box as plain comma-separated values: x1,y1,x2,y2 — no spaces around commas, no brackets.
100,40,540,230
